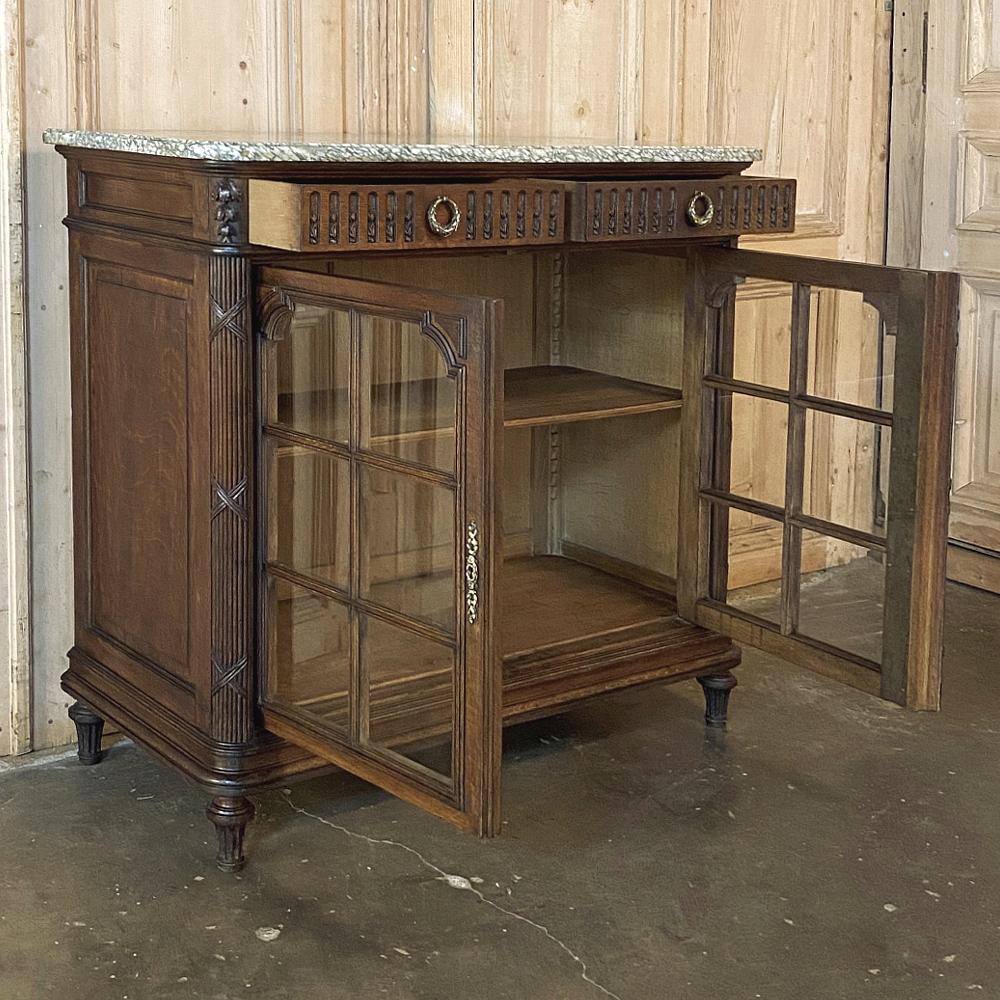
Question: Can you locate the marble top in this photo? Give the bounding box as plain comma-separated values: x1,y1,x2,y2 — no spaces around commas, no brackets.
43,129,761,166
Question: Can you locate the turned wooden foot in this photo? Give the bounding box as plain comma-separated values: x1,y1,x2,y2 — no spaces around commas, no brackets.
697,672,737,728
206,795,255,873
68,701,105,765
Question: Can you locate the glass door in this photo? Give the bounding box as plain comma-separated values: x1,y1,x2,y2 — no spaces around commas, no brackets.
256,265,501,835
679,248,959,710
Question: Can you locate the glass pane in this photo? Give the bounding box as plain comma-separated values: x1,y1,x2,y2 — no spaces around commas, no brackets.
272,444,350,589
712,390,788,509
274,304,350,443
363,315,457,473
719,505,783,625
360,465,456,632
807,292,892,412
729,285,791,390
797,531,884,664
363,614,453,778
803,411,889,537
270,578,351,732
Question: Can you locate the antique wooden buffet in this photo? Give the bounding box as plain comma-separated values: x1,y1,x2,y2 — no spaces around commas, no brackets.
44,130,959,871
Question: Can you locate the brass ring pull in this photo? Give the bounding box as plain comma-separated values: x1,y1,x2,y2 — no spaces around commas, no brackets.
426,195,462,237
686,191,715,228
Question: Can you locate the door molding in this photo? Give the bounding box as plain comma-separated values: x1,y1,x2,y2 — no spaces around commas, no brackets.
0,0,32,756
891,0,1000,595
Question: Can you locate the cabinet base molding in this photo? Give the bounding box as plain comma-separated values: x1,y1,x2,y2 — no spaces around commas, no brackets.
62,647,331,795
947,543,1000,596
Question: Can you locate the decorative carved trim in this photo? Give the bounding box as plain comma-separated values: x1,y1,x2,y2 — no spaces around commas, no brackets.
257,285,297,341
328,191,340,244
465,521,480,625
208,256,253,745
348,192,359,243
418,315,463,374
212,179,243,245
404,192,415,242
575,179,795,243
862,291,899,337
367,191,378,243
307,190,320,244
386,191,397,241
703,273,745,310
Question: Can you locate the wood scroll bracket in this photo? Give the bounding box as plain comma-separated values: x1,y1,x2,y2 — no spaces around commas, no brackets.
257,286,297,341
863,290,900,337
703,271,745,309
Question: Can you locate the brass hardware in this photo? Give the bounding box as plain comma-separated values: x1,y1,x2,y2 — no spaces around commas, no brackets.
686,191,715,228
465,521,480,625
427,195,462,237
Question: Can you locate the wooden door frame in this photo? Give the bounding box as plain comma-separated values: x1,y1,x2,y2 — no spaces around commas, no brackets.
0,0,32,757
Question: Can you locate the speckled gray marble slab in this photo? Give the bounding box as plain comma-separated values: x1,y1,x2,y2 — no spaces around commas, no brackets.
43,128,761,165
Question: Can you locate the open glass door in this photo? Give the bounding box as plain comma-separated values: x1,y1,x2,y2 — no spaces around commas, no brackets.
679,248,959,709
256,265,501,835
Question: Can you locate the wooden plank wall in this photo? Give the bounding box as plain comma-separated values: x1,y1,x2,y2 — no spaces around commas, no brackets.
0,0,31,756
15,0,889,750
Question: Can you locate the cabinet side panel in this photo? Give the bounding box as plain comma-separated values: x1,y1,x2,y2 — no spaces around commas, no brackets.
85,263,192,680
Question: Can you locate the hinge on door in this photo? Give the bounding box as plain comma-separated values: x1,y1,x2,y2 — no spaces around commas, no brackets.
921,10,929,94
884,0,893,10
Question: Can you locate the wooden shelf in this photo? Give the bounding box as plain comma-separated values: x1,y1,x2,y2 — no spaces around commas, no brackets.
270,555,738,740
504,366,682,427
274,365,682,445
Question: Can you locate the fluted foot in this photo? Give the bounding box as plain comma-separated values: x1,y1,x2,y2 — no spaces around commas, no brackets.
68,702,105,765
206,795,255,873
697,671,737,728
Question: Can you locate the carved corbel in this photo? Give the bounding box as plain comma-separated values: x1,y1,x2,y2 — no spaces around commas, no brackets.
257,286,297,341
211,178,244,245
863,290,899,338
704,272,745,309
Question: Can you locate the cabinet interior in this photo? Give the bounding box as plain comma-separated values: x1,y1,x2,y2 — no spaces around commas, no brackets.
266,248,715,744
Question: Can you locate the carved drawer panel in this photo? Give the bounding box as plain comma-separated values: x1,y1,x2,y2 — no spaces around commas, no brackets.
568,176,796,243
248,179,567,252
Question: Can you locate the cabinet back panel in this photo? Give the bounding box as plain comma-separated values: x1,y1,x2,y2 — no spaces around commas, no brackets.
328,254,539,551
558,251,685,583
85,266,192,682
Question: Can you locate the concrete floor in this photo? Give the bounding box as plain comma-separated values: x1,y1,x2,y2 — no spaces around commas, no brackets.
1,581,999,1000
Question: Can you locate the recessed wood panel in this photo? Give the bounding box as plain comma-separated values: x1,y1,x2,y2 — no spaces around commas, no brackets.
957,132,1000,231
86,265,192,681
93,0,281,130
964,0,1000,90
699,1,849,237
478,0,640,142
951,275,1000,549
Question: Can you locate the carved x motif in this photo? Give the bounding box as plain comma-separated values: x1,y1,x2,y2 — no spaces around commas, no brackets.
211,654,249,698
210,296,248,343
212,478,248,520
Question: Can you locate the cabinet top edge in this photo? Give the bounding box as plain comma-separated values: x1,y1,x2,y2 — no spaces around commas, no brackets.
43,128,761,168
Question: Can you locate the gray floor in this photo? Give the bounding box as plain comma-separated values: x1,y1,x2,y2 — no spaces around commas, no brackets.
1,582,999,1000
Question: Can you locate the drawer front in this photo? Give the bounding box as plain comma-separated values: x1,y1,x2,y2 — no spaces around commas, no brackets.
249,179,568,252
568,176,796,243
